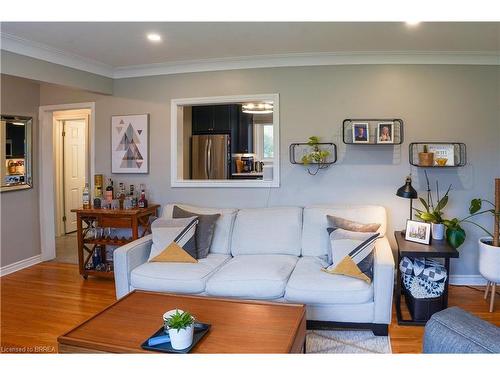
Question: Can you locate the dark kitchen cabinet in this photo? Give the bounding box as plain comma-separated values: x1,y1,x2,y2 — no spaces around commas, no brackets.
234,109,254,154
191,104,254,154
213,105,236,133
192,105,234,134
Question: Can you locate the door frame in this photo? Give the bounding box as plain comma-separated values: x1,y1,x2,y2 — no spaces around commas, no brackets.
54,113,90,236
39,102,95,261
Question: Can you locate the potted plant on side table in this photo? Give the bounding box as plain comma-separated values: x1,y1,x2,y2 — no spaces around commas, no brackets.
164,309,195,350
414,171,452,240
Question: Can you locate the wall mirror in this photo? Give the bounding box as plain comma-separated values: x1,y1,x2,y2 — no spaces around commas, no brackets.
170,94,280,187
1,115,33,192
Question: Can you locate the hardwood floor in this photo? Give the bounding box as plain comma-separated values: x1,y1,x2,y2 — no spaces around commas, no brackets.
1,262,498,353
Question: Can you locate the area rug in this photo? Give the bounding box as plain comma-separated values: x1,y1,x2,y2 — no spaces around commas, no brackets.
306,330,392,353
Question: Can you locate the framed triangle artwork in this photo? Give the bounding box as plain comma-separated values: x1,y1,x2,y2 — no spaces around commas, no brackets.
111,114,149,173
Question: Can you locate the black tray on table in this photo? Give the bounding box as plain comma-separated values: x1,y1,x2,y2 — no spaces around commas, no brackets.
141,322,211,353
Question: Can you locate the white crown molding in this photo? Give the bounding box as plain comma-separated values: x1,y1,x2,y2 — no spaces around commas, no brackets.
0,32,114,77
113,51,500,78
0,254,42,277
1,31,499,79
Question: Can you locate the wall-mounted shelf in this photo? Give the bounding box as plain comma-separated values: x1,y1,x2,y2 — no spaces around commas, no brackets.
409,142,467,168
289,142,337,175
343,118,404,145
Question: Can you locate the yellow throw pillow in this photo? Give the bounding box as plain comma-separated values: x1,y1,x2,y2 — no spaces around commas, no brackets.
323,228,379,283
151,242,198,263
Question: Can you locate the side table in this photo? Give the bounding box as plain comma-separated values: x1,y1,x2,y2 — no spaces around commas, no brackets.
394,230,459,325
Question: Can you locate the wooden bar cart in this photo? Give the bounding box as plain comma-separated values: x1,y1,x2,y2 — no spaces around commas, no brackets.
72,205,160,279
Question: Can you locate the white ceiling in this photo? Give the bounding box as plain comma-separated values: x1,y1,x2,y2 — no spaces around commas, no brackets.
1,22,499,78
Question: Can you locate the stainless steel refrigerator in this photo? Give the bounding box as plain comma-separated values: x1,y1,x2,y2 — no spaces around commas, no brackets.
191,134,230,179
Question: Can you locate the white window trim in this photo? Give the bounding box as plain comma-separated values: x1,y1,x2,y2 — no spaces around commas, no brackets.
170,94,280,188
254,123,275,163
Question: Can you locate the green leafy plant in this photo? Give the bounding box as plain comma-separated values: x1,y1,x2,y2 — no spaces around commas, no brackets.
414,171,451,224
164,310,195,332
300,136,331,175
444,198,499,248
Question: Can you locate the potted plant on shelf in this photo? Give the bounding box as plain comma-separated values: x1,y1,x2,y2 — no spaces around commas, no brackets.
444,179,500,250
414,171,451,240
163,309,195,350
301,136,331,176
418,144,434,167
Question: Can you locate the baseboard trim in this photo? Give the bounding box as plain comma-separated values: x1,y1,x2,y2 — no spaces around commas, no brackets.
0,255,42,277
449,275,487,286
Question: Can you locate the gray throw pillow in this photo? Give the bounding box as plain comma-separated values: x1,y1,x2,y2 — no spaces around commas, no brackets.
326,215,381,233
173,206,220,259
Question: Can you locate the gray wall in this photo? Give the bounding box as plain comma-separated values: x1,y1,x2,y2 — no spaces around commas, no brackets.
1,74,41,266
1,51,113,95
29,65,500,277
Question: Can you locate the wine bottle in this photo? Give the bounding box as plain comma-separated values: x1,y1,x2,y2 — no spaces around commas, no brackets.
82,182,91,209
138,188,148,208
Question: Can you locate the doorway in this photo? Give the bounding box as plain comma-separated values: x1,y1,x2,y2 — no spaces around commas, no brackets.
53,109,91,263
38,102,95,263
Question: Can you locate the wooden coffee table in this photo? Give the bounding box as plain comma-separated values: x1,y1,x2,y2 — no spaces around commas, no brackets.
58,291,306,353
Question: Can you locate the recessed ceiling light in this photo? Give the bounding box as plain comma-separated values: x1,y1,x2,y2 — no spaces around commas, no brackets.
406,21,421,26
147,33,162,42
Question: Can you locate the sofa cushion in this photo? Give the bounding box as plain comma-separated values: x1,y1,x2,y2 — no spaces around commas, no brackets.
302,205,387,257
284,256,374,304
230,207,303,256
130,253,230,294
205,255,298,299
163,204,238,254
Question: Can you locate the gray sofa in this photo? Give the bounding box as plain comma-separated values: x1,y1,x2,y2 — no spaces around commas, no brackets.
423,307,500,353
114,204,395,335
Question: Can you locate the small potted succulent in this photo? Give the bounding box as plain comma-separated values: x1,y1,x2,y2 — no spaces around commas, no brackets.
418,144,434,167
163,309,195,350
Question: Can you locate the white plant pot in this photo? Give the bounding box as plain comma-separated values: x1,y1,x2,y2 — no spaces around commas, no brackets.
168,324,194,350
478,237,500,284
431,223,445,240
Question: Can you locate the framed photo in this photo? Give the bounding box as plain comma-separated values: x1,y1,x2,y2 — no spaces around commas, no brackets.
405,220,431,245
352,122,369,143
111,114,149,174
377,122,394,144
427,144,455,166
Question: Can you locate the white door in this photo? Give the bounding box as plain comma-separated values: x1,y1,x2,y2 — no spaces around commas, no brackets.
63,119,87,233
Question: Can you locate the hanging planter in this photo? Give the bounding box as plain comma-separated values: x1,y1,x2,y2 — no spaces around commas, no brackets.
289,137,337,176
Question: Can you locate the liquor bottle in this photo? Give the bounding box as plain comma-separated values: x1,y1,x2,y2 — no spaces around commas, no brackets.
82,183,91,209
119,182,125,196
105,179,114,204
118,182,126,209
94,174,103,198
129,185,137,208
138,187,148,208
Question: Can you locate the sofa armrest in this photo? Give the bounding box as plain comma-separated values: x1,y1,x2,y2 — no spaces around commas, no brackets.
113,235,152,299
373,236,395,324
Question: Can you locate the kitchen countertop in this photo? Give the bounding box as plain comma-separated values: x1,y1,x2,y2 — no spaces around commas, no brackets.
232,172,264,176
